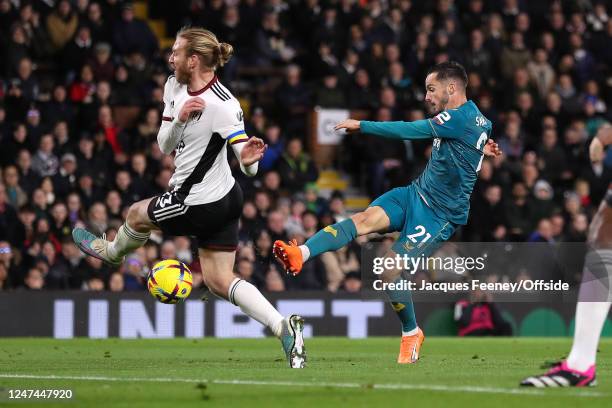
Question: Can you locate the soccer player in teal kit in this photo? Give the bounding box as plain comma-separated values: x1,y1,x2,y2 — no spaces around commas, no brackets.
274,61,502,364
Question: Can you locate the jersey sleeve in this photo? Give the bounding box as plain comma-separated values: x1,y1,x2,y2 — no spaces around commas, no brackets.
427,110,466,139
360,119,433,140
212,102,248,145
162,76,174,122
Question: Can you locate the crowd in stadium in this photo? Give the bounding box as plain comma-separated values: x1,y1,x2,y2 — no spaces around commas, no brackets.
0,0,611,293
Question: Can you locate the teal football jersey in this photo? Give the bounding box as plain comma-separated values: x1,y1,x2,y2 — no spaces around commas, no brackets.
416,100,492,224
360,100,493,225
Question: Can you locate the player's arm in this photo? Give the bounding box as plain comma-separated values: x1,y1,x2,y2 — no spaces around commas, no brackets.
156,78,205,154
590,124,612,163
231,137,267,177
214,103,262,177
334,118,433,140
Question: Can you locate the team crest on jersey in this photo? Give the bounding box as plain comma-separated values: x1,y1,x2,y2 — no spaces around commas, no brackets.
433,138,441,150
190,111,202,121
170,101,174,109
177,140,185,153
236,110,243,122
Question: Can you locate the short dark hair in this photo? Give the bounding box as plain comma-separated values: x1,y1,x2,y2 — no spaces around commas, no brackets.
427,61,468,87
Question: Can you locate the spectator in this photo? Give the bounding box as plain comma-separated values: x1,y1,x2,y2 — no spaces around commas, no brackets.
0,184,21,247
46,0,79,52
97,105,125,155
62,25,93,74
31,134,59,177
3,123,31,166
0,241,19,287
527,48,555,100
112,2,158,58
19,3,51,58
348,68,378,110
50,202,71,241
5,57,38,121
0,262,8,289
53,154,78,199
23,267,44,290
321,244,360,292
314,70,347,108
69,65,96,104
134,108,160,152
470,184,507,241
25,107,43,142
255,12,295,66
86,276,105,291
105,190,123,226
266,210,288,243
454,290,512,336
274,65,311,137
277,138,318,194
341,271,362,293
259,123,284,172
3,165,28,208
265,264,286,292
108,272,125,292
505,182,533,241
43,85,75,124
538,128,566,184
16,150,39,195
527,218,555,243
500,31,531,80
89,42,114,82
87,202,107,236
84,2,112,44
5,24,29,78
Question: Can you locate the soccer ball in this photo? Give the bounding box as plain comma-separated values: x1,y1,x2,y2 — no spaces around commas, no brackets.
147,259,193,304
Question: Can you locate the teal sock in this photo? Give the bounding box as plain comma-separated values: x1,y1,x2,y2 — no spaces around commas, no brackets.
386,278,417,334
305,219,357,259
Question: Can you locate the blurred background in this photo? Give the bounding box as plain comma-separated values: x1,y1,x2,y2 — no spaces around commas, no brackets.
0,0,610,302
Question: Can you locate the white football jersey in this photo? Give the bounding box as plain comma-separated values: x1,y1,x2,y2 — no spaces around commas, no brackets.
160,75,248,205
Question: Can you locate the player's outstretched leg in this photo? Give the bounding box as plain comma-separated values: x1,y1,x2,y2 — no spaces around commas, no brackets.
274,206,389,275
273,218,357,275
202,249,306,368
73,198,153,265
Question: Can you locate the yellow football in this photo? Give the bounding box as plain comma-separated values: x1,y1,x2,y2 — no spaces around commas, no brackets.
147,259,193,304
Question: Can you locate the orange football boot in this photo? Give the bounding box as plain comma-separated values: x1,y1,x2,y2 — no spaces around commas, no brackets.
397,328,425,364
273,239,304,276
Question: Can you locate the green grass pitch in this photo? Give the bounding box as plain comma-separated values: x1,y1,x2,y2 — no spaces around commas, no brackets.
0,337,610,407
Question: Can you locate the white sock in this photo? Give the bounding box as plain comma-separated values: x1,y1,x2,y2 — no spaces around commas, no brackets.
567,249,612,372
228,278,284,337
567,301,611,371
402,327,419,337
108,223,150,260
299,245,310,262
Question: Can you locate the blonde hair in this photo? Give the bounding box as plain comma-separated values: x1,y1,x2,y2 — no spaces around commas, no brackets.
177,27,233,70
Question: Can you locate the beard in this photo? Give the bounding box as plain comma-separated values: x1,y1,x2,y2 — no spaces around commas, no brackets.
174,62,191,84
435,93,450,113
428,92,450,115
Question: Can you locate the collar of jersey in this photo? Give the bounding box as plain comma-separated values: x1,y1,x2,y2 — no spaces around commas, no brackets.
187,75,218,96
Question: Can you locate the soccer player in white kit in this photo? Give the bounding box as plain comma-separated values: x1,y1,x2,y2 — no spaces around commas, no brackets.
72,27,306,368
